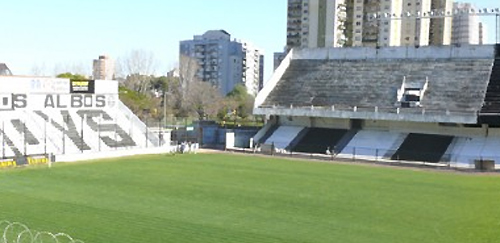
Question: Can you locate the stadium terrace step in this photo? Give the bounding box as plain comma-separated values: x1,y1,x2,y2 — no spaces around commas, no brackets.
35,110,92,152
258,124,279,144
451,136,500,164
264,58,493,114
285,127,310,151
340,130,403,159
10,120,40,145
391,133,454,163
75,110,137,148
264,126,305,150
0,77,160,159
291,128,348,154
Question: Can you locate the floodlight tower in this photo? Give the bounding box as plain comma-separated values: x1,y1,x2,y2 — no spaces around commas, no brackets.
367,7,500,46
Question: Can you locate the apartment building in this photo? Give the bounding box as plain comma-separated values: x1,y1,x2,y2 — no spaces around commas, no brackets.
179,30,264,96
92,55,114,80
478,22,486,45
286,0,347,51
429,0,453,45
349,0,402,47
452,2,481,45
276,0,462,70
242,42,265,96
399,0,431,46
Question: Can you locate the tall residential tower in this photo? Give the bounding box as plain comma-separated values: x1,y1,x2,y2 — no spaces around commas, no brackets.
452,2,481,45
92,55,115,80
429,0,454,45
179,30,264,96
400,0,432,46
286,0,347,51
275,0,466,70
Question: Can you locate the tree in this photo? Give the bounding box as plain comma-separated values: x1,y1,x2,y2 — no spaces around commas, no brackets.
177,55,200,100
53,62,90,77
226,84,255,119
119,86,161,121
170,55,203,116
123,74,156,93
184,81,224,119
150,75,180,120
117,49,159,93
56,72,87,80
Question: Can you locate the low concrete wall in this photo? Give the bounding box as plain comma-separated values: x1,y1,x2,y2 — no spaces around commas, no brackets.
201,125,259,148
201,125,226,146
293,45,496,60
234,129,259,148
55,146,175,163
254,107,478,125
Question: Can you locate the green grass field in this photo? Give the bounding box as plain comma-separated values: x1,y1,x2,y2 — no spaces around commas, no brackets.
0,153,499,243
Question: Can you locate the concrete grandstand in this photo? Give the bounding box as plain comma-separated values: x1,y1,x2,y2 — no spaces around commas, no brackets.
254,44,500,169
0,77,165,167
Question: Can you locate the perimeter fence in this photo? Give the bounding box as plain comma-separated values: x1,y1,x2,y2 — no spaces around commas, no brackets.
230,144,500,171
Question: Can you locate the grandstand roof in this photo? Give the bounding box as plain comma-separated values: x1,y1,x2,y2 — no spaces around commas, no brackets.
255,45,500,124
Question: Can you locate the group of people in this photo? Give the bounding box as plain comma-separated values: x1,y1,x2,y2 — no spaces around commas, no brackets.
177,141,199,154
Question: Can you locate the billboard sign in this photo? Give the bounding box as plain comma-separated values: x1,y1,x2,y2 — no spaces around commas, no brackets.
70,80,95,94
0,155,50,169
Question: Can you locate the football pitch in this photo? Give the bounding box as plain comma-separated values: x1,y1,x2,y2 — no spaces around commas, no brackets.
0,153,499,243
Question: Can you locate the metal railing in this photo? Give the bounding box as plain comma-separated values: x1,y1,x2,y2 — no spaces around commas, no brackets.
231,144,499,171
257,104,480,117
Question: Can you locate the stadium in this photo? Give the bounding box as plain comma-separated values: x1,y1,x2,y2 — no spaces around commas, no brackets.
1,45,500,243
0,76,165,168
254,44,500,170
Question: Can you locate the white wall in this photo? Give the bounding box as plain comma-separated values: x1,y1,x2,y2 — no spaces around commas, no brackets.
280,116,311,127
55,147,175,163
364,119,487,137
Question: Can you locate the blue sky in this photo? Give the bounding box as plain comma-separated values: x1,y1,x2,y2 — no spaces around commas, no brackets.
0,0,498,81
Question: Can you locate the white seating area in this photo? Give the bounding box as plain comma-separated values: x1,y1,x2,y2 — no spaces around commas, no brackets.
450,136,500,167
339,130,405,160
264,126,304,151
0,111,53,158
0,101,159,158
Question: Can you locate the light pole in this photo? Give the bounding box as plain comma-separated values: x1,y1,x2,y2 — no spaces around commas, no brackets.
496,13,499,44
163,89,167,128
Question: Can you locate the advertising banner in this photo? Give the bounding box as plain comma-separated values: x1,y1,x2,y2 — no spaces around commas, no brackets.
70,80,95,94
0,93,118,111
0,155,50,169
